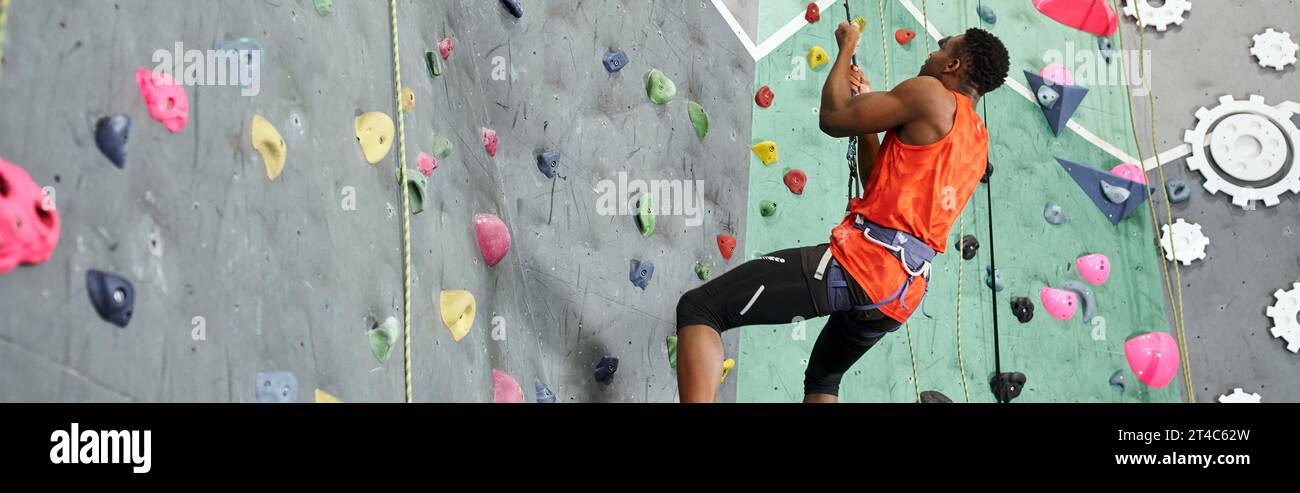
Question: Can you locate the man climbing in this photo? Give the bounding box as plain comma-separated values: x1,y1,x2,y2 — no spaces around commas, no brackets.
674,22,1009,403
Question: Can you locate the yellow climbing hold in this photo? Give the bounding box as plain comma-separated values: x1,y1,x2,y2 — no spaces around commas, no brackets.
439,289,476,342
720,358,736,383
354,111,395,165
400,87,416,113
808,46,829,69
853,17,867,32
250,115,286,181
751,140,778,166
314,388,342,403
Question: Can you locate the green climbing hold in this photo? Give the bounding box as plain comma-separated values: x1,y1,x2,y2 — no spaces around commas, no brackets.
695,263,710,281
688,101,709,139
666,335,678,369
637,193,655,237
396,167,428,215
368,316,400,364
760,200,777,217
312,0,333,16
425,51,443,78
431,133,454,159
645,69,676,104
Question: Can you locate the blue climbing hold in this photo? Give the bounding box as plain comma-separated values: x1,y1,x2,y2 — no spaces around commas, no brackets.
1099,180,1132,204
95,114,131,169
985,266,1004,292
500,0,523,18
1109,369,1125,394
1024,70,1088,137
1061,279,1096,322
603,50,629,73
1098,36,1115,64
629,259,654,290
214,37,263,91
1036,85,1060,110
1166,179,1191,203
595,356,619,385
977,5,997,24
535,380,556,403
537,149,560,178
255,371,299,403
86,269,134,328
1057,157,1149,225
1044,202,1068,225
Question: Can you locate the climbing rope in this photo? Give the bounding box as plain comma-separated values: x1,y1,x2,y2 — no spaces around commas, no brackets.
1108,0,1194,402
388,0,414,403
0,0,9,79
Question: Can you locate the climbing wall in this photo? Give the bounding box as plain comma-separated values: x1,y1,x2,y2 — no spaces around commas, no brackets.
737,0,1180,403
0,0,755,402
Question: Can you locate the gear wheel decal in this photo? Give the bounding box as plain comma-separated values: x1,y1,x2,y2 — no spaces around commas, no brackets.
1183,95,1300,209
1217,388,1262,403
1251,28,1298,71
1266,282,1300,353
1159,219,1208,266
1122,0,1191,32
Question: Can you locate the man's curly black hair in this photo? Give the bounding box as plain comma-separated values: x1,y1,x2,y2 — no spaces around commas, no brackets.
956,27,1009,95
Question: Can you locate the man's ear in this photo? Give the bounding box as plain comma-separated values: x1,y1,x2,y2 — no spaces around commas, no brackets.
944,57,962,75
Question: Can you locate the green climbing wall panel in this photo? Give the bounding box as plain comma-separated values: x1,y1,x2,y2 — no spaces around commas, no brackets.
739,0,1180,403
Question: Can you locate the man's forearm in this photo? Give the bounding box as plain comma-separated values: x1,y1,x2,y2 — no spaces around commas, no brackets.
820,47,857,118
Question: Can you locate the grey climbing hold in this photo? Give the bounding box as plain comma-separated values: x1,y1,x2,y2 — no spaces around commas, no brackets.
986,265,1004,292
1099,180,1131,204
95,114,131,169
500,0,523,18
977,5,997,24
1036,84,1060,109
629,259,654,289
594,356,618,385
1098,36,1114,64
1043,202,1067,225
86,269,134,328
1011,297,1034,323
1061,279,1096,321
368,316,400,364
959,235,979,260
1109,369,1125,394
535,380,556,403
537,149,560,178
255,371,299,403
920,390,953,403
990,372,1026,403
760,200,777,217
1166,179,1191,203
603,49,629,73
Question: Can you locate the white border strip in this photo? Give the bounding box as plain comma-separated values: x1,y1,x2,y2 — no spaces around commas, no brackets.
710,0,842,62
709,0,759,60
1142,143,1193,171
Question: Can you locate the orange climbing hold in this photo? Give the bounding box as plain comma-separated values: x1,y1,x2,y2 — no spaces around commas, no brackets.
717,233,736,261
895,29,915,45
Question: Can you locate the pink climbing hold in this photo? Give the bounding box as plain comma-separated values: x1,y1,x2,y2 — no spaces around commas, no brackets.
134,68,189,133
1076,253,1111,286
491,369,524,403
1040,287,1079,321
417,152,439,176
1038,63,1074,86
1124,332,1181,388
438,37,456,60
1031,0,1118,36
0,156,60,275
474,213,511,267
481,128,499,157
1109,163,1146,184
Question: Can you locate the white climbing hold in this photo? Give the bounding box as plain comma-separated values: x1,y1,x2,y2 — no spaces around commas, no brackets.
1182,94,1300,209
1251,28,1298,71
1266,282,1300,353
1217,388,1262,403
1121,0,1191,32
1159,218,1208,265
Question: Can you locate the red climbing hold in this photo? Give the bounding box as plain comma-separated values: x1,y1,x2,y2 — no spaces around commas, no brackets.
805,3,821,23
475,213,511,267
437,37,455,60
134,68,189,133
755,86,774,108
481,128,499,157
783,169,807,195
716,234,736,261
0,156,60,275
895,29,915,45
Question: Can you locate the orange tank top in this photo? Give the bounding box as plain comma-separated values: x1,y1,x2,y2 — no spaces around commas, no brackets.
829,90,988,322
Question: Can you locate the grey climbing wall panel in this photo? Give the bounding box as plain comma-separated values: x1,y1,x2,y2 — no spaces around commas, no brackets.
0,0,754,402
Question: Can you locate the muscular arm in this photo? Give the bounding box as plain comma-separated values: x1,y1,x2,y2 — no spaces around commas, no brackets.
820,74,947,138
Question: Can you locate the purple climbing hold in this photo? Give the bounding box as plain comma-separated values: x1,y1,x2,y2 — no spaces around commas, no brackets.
500,0,523,18
86,269,134,328
603,49,629,73
1024,70,1088,137
537,149,560,178
255,371,299,403
94,114,131,169
595,356,619,385
629,259,654,290
535,379,556,403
